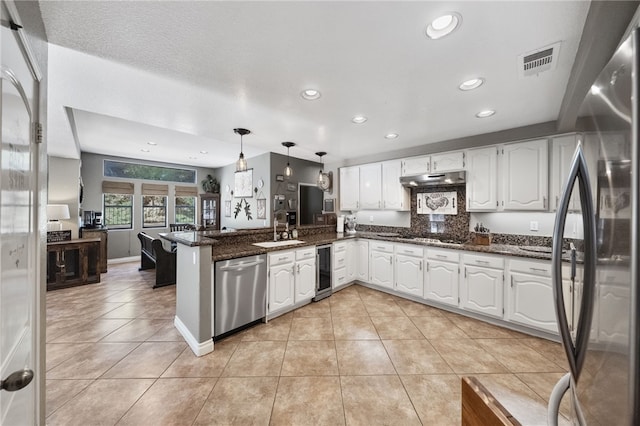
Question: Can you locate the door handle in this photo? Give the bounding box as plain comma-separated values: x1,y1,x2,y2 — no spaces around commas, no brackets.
552,144,596,382
1,369,34,392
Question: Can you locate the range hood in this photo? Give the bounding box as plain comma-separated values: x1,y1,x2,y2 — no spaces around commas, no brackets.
399,171,466,187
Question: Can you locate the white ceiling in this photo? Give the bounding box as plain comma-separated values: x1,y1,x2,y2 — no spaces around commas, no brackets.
39,1,591,168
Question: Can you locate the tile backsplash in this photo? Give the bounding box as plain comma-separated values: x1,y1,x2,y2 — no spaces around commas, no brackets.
411,184,470,241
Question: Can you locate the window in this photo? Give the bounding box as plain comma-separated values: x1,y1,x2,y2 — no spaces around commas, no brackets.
104,160,196,183
175,196,196,224
142,195,167,228
103,194,133,229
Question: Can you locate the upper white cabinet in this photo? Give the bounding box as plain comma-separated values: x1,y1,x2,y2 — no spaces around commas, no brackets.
401,155,431,176
382,160,410,211
431,151,465,172
339,166,360,211
359,163,382,209
502,139,549,211
466,146,499,211
550,133,580,211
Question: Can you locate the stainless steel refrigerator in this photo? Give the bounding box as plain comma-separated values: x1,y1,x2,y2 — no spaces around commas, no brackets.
549,28,638,424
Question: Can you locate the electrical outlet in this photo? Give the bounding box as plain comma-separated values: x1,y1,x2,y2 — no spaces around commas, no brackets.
369,215,374,223
530,221,539,231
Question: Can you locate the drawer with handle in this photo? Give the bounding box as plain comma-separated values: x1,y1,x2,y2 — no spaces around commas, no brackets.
394,244,424,258
334,250,347,268
462,253,504,269
333,242,347,253
268,250,295,266
333,267,347,288
370,241,394,253
295,247,316,261
426,248,459,263
509,258,551,276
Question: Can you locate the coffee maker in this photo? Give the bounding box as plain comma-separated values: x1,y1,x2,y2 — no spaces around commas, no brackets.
83,210,102,228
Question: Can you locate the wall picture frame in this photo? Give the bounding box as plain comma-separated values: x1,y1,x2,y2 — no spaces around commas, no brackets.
323,198,335,213
224,200,231,217
275,174,284,182
234,169,253,198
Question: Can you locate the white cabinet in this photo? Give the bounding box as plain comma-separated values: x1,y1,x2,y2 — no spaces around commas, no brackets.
394,244,424,297
369,242,394,289
425,248,460,307
346,241,357,282
461,254,504,319
466,146,499,211
359,163,382,210
502,139,549,210
506,258,557,333
550,134,580,211
339,166,360,211
382,160,410,211
295,247,316,303
401,155,430,176
355,239,369,282
431,151,465,172
597,268,630,345
268,252,296,313
332,241,349,289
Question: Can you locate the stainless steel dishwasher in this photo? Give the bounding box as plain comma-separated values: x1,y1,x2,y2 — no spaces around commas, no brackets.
214,254,266,340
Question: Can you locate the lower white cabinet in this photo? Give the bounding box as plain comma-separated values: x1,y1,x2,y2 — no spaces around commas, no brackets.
355,240,369,282
269,260,295,313
332,242,348,289
394,245,424,297
369,242,394,289
597,268,630,345
269,247,316,314
425,249,460,307
461,254,504,319
506,259,557,333
296,258,316,303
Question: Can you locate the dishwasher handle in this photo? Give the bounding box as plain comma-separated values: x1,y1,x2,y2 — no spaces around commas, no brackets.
219,259,265,271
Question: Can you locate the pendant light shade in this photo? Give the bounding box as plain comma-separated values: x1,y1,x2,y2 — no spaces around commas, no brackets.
316,151,327,187
234,128,251,172
282,142,295,178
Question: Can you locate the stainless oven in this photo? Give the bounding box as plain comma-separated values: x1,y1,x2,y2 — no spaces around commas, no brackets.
314,245,332,301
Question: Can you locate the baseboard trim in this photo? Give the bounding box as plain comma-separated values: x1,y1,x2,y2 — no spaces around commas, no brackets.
174,316,214,356
107,256,138,265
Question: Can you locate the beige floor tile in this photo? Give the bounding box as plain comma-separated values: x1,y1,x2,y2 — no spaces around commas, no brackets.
341,375,421,425
401,374,461,425
395,298,444,317
47,342,140,379
410,315,469,339
383,340,453,374
329,298,369,317
271,376,345,425
292,299,331,318
137,302,176,319
332,316,379,340
46,343,93,371
222,341,286,377
362,298,407,317
370,316,424,339
118,377,216,425
335,340,395,375
46,378,154,425
240,315,291,341
289,317,334,340
102,341,186,378
146,321,186,341
99,302,150,319
163,339,238,378
281,341,338,376
476,339,565,373
517,372,573,419
447,315,519,339
430,339,507,374
520,337,570,370
194,377,278,425
47,318,132,343
46,379,94,417
101,318,169,342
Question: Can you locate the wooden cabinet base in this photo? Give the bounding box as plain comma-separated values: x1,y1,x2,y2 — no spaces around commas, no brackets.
461,377,520,426
47,239,101,291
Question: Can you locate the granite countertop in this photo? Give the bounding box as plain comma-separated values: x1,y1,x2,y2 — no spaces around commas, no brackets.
205,231,584,263
159,231,219,247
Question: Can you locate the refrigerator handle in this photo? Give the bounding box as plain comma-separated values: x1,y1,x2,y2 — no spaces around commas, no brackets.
547,372,571,426
552,144,597,382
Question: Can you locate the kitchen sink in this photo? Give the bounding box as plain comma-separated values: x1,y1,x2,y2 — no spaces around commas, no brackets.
252,240,305,248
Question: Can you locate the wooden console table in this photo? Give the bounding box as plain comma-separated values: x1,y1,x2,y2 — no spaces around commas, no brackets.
47,238,101,291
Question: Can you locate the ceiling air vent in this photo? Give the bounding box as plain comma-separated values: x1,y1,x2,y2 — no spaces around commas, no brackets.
518,42,561,77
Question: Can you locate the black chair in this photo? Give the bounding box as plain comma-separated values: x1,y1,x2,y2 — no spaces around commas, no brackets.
137,232,176,288
169,223,196,232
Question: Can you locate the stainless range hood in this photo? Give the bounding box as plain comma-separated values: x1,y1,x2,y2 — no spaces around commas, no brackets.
399,171,466,187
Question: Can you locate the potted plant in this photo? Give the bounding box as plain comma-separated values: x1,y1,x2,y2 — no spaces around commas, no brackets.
201,175,220,193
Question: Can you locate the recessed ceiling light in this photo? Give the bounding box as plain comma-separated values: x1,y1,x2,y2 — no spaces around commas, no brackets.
147,141,157,146
426,13,461,40
199,150,208,154
475,109,496,118
385,133,399,139
141,148,150,152
459,78,484,91
352,115,368,124
301,89,321,100
189,156,198,160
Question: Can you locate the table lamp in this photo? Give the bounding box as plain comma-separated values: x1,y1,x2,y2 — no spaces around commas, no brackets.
47,204,70,231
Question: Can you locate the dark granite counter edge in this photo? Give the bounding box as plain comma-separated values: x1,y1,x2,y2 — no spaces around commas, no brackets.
159,232,219,247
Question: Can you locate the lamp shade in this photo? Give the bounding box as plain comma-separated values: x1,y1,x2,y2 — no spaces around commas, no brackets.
47,204,70,221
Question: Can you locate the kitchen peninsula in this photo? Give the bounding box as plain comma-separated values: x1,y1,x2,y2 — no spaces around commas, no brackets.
162,225,583,357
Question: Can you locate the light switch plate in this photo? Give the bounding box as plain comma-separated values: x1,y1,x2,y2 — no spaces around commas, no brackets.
530,221,539,231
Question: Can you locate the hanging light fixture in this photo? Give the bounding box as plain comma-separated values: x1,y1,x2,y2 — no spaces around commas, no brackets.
282,142,295,178
316,152,327,187
234,128,250,172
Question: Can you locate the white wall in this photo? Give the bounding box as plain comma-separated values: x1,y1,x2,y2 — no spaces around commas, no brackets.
471,211,584,238
47,156,81,238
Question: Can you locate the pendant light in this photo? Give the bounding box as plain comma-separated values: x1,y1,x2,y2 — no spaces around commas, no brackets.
316,151,327,187
282,142,295,178
234,128,250,172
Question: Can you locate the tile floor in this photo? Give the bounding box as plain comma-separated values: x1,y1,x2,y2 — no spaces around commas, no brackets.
46,262,571,425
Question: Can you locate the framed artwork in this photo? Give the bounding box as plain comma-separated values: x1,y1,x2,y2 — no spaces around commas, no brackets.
287,182,296,192
224,200,231,217
234,169,253,198
323,198,335,213
257,198,266,219
275,174,284,182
